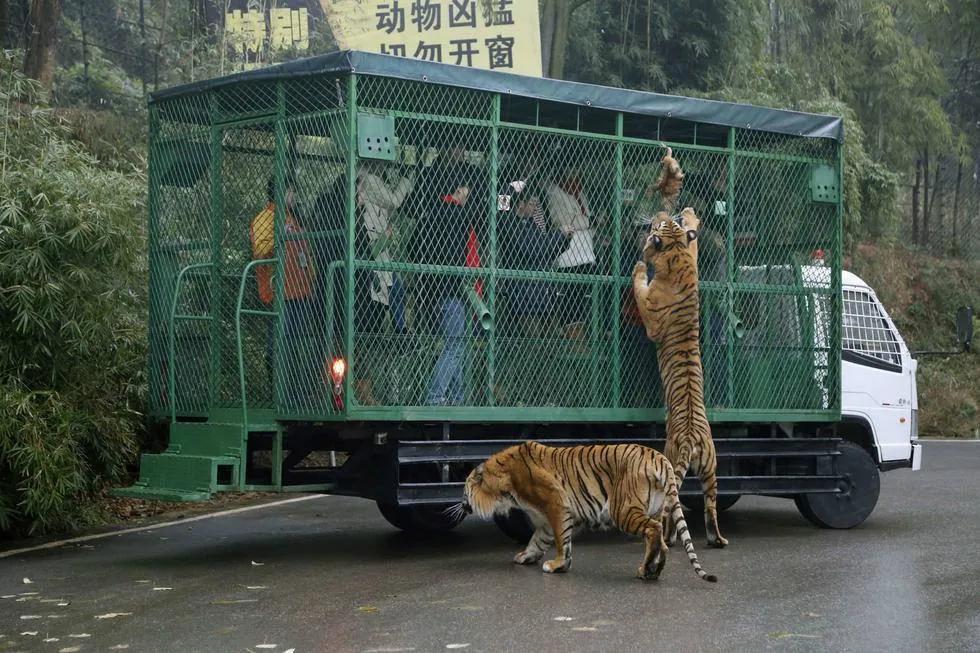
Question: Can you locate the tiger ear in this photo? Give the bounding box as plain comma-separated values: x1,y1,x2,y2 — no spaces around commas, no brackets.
686,230,697,243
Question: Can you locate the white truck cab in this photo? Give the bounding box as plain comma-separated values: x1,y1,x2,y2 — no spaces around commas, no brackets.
839,270,922,471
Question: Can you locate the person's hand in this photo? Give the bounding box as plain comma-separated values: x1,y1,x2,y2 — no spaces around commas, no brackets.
560,224,575,237
453,186,471,205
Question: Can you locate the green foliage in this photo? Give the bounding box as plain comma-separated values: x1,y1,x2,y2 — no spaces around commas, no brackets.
0,53,146,536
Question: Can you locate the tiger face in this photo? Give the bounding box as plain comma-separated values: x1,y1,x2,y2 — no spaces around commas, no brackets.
642,211,698,262
461,452,516,519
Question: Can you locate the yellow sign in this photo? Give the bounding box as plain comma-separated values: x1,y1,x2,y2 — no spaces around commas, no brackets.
322,0,542,77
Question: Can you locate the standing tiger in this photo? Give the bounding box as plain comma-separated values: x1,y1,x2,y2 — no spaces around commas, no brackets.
458,441,717,582
631,149,728,549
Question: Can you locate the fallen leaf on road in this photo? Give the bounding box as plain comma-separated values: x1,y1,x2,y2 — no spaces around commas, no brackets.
553,616,574,621
59,647,81,653
255,645,277,649
19,615,41,620
245,586,267,590
151,587,172,591
572,627,598,632
18,593,39,597
95,613,133,619
446,645,470,650
2,594,16,598
805,612,822,618
43,637,59,642
251,561,265,566
282,649,295,653
22,578,33,584
20,631,38,636
56,602,70,607
68,633,91,638
357,606,379,613
46,614,67,618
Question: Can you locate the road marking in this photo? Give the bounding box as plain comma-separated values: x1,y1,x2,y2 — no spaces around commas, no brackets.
0,495,326,560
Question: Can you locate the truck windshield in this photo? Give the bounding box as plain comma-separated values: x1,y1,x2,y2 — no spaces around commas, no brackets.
843,290,901,366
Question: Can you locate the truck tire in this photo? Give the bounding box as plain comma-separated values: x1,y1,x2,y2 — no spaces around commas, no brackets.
681,494,741,513
794,441,880,529
493,509,534,544
376,502,465,534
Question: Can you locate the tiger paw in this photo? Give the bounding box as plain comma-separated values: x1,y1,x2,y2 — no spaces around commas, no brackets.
636,566,661,581
513,549,542,565
707,535,729,549
680,207,700,232
633,261,648,279
542,558,571,574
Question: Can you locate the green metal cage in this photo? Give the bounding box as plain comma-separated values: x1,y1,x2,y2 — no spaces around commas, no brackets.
147,50,843,429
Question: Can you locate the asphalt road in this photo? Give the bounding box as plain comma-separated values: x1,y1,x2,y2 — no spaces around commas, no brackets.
1,440,978,653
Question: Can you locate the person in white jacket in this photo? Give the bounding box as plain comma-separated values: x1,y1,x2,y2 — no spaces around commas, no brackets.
544,168,597,334
356,161,415,312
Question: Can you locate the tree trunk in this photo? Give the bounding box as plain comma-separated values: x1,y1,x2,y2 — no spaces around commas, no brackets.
23,0,61,90
952,160,962,242
933,157,943,248
540,0,556,77
922,147,930,247
540,0,586,79
912,158,921,244
0,0,8,50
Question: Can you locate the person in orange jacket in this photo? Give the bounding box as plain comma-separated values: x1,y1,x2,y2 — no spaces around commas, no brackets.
250,178,318,409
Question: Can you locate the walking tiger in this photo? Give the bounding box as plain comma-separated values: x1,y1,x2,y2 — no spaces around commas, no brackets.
458,441,717,582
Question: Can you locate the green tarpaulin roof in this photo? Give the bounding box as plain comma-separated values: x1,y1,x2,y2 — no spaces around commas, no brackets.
150,50,843,142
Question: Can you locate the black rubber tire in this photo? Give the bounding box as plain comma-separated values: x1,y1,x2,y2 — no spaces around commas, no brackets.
376,502,465,534
493,509,534,544
794,441,880,529
680,494,741,513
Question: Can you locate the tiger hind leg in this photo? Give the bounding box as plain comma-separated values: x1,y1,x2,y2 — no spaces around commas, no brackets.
617,506,667,581
699,465,729,548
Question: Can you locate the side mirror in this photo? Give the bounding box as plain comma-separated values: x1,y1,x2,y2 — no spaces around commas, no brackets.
956,306,973,353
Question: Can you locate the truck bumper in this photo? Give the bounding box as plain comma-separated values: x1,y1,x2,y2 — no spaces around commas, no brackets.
911,443,922,471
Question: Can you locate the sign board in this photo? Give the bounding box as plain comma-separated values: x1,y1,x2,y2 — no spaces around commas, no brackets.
224,0,320,70
322,0,542,77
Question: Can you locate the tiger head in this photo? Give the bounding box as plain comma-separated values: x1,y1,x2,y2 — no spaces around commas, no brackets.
642,209,699,265
460,445,526,519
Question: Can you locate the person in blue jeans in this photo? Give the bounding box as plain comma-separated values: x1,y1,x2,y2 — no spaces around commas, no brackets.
412,162,477,406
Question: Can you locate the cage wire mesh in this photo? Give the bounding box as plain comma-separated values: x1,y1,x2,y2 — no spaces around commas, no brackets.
147,67,842,421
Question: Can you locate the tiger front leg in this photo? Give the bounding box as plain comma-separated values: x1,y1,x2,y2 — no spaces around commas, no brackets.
541,504,574,574
632,262,665,342
513,522,553,565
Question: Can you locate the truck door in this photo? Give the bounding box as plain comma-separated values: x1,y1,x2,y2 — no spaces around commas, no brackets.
840,288,913,462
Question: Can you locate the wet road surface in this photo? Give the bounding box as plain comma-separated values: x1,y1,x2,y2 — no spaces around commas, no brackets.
1,440,978,652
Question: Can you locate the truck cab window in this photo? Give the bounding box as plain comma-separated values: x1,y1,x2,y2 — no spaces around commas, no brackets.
843,290,901,367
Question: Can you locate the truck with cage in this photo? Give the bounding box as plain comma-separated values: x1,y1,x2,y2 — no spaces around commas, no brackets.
117,51,926,536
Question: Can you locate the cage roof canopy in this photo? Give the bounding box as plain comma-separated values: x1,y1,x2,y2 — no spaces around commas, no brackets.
151,50,843,142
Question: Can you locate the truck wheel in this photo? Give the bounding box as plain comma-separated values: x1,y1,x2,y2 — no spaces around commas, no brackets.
794,441,880,529
681,495,741,513
376,502,465,534
493,509,534,544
